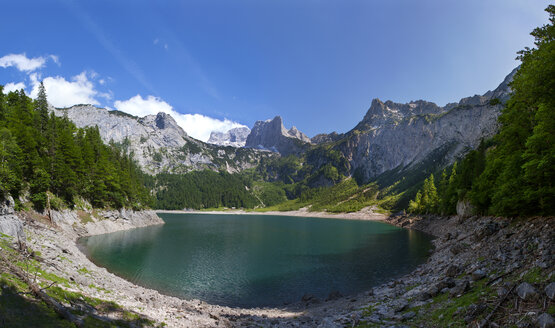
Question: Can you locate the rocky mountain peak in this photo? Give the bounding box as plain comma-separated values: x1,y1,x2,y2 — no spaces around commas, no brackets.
358,98,444,130
245,116,311,155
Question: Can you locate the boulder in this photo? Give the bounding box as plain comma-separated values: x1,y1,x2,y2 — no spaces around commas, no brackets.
0,196,24,241
450,280,470,297
456,199,474,218
545,282,555,300
471,269,487,281
516,282,538,301
537,313,554,328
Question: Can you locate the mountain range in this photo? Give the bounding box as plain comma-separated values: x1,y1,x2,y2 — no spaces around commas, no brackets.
52,68,516,185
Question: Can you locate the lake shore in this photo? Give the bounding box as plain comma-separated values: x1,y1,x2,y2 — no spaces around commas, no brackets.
156,206,389,222
9,208,554,327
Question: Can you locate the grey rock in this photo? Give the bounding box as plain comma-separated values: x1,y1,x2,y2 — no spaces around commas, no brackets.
471,269,487,281
516,282,538,301
545,282,555,300
456,199,474,218
435,278,456,290
450,280,470,297
476,222,500,240
426,285,440,297
445,264,459,277
311,132,344,144
317,318,341,328
0,196,24,241
207,127,251,147
392,299,409,313
450,244,467,255
416,291,431,301
401,311,416,321
537,313,554,328
245,116,311,155
335,68,517,182
497,287,509,297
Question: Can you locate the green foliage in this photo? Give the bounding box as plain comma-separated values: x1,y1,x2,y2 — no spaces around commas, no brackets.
0,86,151,210
469,6,555,216
251,181,288,207
488,98,501,106
151,170,259,210
299,178,380,213
408,174,439,214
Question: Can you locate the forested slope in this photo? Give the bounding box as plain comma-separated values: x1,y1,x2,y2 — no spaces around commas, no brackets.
0,83,151,211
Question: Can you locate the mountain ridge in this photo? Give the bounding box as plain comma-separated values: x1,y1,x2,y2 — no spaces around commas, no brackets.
52,105,275,175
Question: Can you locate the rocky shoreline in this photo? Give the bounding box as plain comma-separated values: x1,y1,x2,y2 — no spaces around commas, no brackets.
2,204,554,327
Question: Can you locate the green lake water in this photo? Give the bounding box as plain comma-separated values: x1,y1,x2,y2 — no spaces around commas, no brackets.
78,213,433,308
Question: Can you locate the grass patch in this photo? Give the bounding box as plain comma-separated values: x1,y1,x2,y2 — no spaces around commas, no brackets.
521,267,550,284
77,210,94,224
78,267,92,275
416,280,495,327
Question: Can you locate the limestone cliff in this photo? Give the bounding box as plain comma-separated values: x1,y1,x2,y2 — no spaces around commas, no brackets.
245,116,311,155
337,68,517,182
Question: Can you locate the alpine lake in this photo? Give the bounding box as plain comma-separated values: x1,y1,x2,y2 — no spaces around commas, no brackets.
78,213,433,308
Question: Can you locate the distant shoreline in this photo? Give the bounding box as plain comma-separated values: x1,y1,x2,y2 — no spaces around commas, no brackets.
155,206,389,222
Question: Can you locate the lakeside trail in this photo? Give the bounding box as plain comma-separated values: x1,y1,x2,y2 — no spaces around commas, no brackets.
4,207,554,327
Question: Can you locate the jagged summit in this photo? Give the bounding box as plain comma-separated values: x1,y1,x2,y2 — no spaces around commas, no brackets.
245,116,311,155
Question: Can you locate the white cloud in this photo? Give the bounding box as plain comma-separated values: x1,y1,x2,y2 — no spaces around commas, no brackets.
114,94,247,141
30,71,100,107
3,82,26,93
0,53,48,72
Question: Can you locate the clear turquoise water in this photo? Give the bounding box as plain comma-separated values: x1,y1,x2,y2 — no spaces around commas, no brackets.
79,213,433,308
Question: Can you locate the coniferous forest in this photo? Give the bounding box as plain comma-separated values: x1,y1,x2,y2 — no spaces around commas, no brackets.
0,83,151,211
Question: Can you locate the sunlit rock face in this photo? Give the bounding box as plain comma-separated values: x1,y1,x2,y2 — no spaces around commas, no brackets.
245,116,311,155
53,106,274,174
337,68,517,181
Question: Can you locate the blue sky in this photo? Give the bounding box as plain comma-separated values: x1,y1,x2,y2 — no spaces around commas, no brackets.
0,0,551,141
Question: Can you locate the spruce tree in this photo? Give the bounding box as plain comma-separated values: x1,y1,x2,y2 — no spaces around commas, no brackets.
36,82,49,133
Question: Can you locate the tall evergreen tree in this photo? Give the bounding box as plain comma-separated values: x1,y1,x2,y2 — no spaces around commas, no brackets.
36,82,49,133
